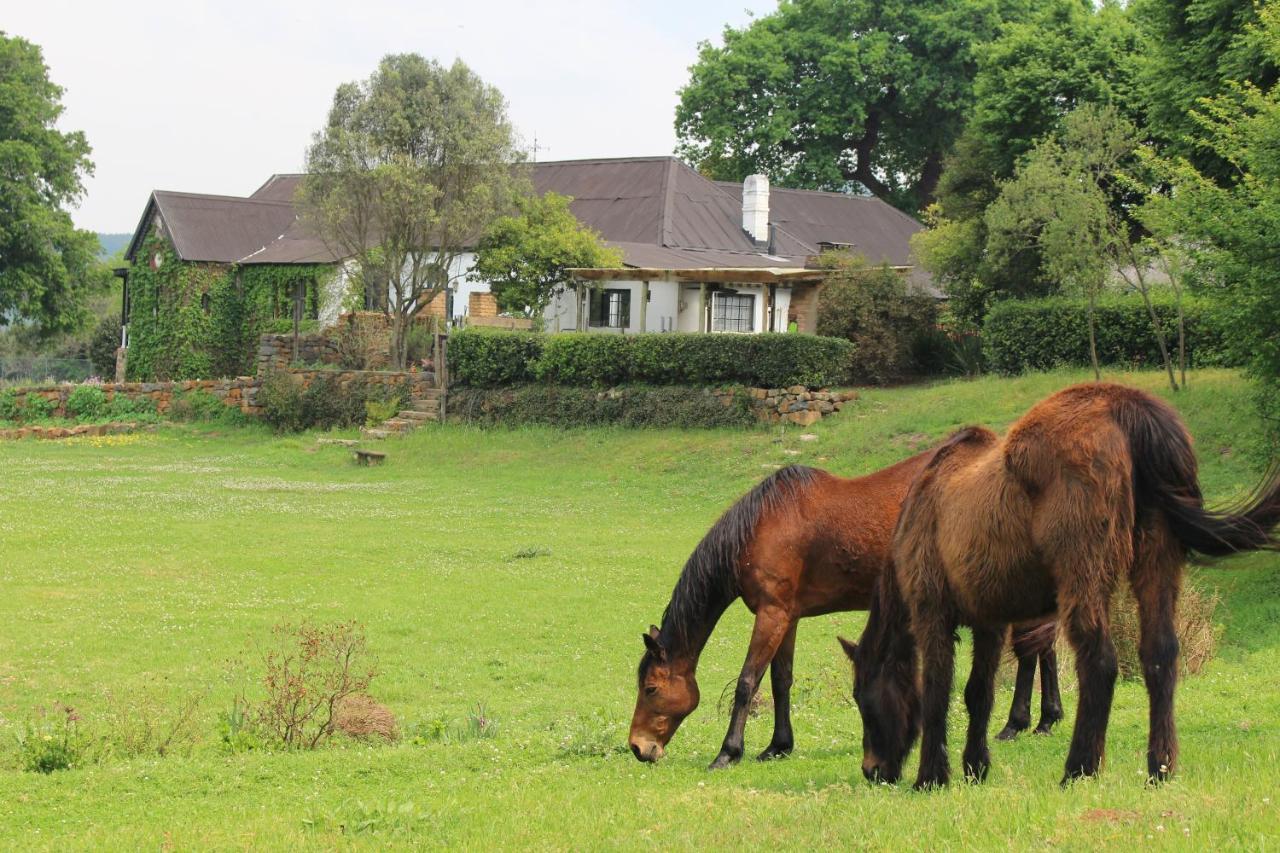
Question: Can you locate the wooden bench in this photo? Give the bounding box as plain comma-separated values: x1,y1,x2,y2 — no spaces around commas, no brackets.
353,449,387,466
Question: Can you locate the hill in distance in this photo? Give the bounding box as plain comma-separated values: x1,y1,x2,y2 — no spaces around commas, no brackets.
97,233,132,259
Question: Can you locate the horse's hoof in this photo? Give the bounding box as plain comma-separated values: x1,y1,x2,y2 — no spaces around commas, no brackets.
707,752,740,770
756,744,793,762
913,775,948,791
962,755,990,783
995,725,1022,741
1032,721,1058,735
1060,763,1099,786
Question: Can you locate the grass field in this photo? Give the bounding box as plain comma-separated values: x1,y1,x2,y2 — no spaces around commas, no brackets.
1,368,1277,849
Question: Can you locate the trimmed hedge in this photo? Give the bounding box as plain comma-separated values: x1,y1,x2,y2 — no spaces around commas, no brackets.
449,330,854,389
983,295,1236,375
449,385,756,428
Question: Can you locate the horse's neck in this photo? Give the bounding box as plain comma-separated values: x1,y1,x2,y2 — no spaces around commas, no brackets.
867,570,915,663
661,592,735,672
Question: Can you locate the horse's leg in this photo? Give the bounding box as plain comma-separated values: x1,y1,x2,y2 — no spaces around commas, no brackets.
962,625,1004,782
758,621,799,761
996,637,1036,741
914,616,957,790
1130,523,1182,783
1060,596,1119,784
708,607,792,770
1033,646,1064,734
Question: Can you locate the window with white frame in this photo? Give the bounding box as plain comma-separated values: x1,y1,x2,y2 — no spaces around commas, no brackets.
712,292,755,332
588,288,631,328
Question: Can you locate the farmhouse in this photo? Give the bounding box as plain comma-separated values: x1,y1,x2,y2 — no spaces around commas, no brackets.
119,157,925,374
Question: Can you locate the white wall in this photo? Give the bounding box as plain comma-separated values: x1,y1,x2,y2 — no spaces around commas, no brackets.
318,253,483,326
543,280,680,333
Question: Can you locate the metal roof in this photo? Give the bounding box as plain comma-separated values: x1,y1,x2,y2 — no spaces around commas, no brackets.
127,157,925,273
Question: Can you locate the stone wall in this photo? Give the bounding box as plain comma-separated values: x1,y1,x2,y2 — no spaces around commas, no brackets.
5,369,434,419
255,334,341,374
739,386,858,425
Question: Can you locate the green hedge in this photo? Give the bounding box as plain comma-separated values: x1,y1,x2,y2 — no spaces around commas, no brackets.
449,330,854,389
448,385,756,428
983,295,1236,375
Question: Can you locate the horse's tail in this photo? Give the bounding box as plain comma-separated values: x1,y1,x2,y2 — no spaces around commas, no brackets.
1011,619,1057,659
1111,393,1280,557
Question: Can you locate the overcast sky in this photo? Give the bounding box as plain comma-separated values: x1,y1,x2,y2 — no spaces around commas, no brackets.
8,0,769,233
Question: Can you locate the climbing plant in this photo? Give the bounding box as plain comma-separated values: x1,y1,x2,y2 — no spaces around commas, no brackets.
125,229,335,380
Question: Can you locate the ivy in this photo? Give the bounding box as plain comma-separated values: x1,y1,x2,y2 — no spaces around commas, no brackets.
126,229,336,380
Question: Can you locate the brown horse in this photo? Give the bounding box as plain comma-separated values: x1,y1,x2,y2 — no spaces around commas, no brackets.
845,382,1280,789
629,452,1059,769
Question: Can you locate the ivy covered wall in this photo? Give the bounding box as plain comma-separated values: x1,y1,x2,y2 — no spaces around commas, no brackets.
126,229,335,380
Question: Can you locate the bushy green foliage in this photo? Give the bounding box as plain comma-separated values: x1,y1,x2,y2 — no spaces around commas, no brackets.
258,371,410,433
88,314,121,379
449,330,853,389
65,384,106,419
449,385,755,429
447,329,542,386
815,259,938,384
168,390,234,423
22,394,55,421
0,388,18,421
105,394,156,420
983,295,1233,375
15,705,87,773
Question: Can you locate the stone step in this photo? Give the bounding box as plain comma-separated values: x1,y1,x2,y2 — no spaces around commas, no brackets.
360,428,390,441
382,418,413,432
407,397,442,412
411,389,443,401
398,409,437,422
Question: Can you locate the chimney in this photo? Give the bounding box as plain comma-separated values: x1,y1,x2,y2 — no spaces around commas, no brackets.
742,174,770,245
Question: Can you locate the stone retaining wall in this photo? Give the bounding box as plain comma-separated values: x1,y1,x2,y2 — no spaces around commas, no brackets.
5,369,434,419
739,386,858,425
256,334,340,374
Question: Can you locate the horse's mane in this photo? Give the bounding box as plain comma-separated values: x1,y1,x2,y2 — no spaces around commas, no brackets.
658,465,818,656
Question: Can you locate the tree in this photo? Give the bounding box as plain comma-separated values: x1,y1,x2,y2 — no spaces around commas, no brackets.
300,55,524,368
1133,0,1278,183
674,0,1031,212
1143,3,1280,444
469,192,622,321
0,33,108,338
913,0,1140,321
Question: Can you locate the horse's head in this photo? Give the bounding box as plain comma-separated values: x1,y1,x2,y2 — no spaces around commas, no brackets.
628,625,698,762
840,635,919,784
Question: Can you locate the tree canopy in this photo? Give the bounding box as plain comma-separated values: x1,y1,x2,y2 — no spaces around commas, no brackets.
470,192,622,321
300,54,523,367
0,33,108,338
675,0,1033,212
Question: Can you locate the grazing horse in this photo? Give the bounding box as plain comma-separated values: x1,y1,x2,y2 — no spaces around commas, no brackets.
845,383,1280,789
628,453,1060,768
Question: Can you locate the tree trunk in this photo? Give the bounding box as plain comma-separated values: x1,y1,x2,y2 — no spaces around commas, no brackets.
390,311,408,370
1138,287,1179,392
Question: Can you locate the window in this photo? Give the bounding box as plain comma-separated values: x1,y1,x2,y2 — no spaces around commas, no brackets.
712,292,755,333
588,288,631,328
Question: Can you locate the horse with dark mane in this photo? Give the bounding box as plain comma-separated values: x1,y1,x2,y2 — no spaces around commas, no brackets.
844,383,1280,789
629,452,1060,768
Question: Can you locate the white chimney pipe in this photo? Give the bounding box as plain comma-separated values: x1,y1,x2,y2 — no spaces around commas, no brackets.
742,174,770,244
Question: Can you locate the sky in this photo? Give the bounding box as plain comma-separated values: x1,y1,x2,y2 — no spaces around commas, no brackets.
7,0,770,233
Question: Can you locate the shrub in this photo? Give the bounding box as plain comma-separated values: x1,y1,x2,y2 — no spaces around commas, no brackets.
253,621,377,750
301,374,363,430
168,389,231,423
105,394,157,420
66,385,107,420
983,294,1234,375
15,705,87,773
816,262,939,383
449,385,756,429
448,329,541,386
333,694,399,743
98,689,206,759
449,330,853,389
365,397,399,427
22,394,56,421
334,314,389,370
257,371,306,433
0,389,18,422
89,314,122,379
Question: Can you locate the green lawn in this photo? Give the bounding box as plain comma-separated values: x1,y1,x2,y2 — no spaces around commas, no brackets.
1,369,1277,849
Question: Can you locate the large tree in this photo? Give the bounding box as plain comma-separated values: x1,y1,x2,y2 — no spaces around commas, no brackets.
674,0,1032,212
0,33,106,338
300,55,523,368
470,192,622,322
913,0,1140,320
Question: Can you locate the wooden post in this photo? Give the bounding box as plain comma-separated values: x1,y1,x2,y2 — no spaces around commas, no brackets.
698,283,707,333
639,280,649,333
576,281,585,331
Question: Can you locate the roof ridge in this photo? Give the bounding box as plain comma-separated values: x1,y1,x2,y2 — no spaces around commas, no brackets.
153,189,296,208
658,158,677,247
533,155,680,167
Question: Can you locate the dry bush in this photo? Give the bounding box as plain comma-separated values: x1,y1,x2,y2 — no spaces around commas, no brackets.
256,620,378,750
99,688,206,759
334,693,399,743
333,313,391,370
1111,575,1223,679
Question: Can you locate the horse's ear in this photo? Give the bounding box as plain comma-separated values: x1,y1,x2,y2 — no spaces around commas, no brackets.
643,627,666,661
837,636,858,661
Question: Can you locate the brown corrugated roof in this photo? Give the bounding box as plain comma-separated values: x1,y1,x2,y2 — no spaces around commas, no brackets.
128,157,925,274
